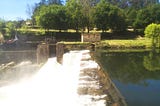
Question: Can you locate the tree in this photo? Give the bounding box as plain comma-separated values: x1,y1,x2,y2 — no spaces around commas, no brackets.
34,5,68,31
126,8,137,27
126,0,159,9
5,21,17,37
93,0,126,32
93,0,110,32
144,23,160,49
66,0,85,32
0,19,6,35
133,4,160,30
108,5,126,31
104,0,159,9
0,19,5,42
79,0,96,33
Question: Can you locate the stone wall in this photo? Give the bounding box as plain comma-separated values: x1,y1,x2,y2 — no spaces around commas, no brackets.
81,33,101,42
37,43,49,64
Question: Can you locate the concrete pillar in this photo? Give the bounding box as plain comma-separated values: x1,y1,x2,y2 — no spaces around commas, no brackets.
56,42,64,64
37,43,49,64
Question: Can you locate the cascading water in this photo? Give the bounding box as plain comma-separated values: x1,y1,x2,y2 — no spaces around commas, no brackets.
0,50,118,106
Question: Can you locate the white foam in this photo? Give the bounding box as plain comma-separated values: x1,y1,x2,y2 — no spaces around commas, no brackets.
0,50,106,106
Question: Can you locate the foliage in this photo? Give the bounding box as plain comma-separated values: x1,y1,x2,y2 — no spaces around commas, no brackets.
144,23,159,38
0,20,19,38
98,38,152,48
93,0,126,32
0,19,6,35
95,51,160,85
143,51,160,71
5,21,17,37
125,8,137,27
79,0,95,33
34,4,68,31
134,4,160,29
66,0,84,32
93,0,110,32
108,5,126,31
144,23,160,48
105,0,159,9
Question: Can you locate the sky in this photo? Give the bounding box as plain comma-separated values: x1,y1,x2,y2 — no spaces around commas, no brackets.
0,0,41,21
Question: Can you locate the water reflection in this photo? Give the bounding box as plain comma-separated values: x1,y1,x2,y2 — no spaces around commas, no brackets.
95,50,160,84
95,49,160,106
143,50,160,71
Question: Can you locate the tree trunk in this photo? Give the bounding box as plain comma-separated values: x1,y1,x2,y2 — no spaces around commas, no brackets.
87,26,90,33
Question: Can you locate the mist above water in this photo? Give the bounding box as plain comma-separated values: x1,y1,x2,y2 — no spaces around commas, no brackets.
0,50,107,106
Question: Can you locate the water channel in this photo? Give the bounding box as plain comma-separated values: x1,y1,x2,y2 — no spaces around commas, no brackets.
95,49,160,106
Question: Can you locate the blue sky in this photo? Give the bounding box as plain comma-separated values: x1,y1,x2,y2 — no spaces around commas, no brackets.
0,0,41,21
0,0,66,21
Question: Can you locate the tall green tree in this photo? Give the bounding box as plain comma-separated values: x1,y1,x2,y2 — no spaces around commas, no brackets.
78,0,96,33
66,0,84,32
133,4,160,30
34,4,68,31
93,0,110,32
108,5,126,31
93,0,126,32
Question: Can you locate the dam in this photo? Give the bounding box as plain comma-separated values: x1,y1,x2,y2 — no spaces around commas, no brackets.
0,50,126,106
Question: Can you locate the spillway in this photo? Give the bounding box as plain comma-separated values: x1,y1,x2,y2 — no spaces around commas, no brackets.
0,50,125,106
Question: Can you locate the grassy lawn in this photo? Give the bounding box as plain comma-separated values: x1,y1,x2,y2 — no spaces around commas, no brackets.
97,38,152,49
60,38,153,49
60,38,153,50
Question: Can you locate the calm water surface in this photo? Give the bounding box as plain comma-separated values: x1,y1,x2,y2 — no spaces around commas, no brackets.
95,50,160,106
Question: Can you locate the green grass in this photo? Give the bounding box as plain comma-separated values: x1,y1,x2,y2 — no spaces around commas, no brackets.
59,38,153,49
97,38,152,49
60,41,90,45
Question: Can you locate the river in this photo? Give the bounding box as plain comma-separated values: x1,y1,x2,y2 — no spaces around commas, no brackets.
95,49,160,106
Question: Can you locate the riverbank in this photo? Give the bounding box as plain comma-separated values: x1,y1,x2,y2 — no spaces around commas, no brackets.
61,38,153,51
96,38,152,49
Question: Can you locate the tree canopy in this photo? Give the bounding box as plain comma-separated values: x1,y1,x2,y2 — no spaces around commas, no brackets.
30,0,160,33
33,4,68,31
134,4,160,29
144,23,160,48
66,0,85,32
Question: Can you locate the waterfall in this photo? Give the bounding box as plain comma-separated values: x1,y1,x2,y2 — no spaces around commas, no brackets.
0,50,108,106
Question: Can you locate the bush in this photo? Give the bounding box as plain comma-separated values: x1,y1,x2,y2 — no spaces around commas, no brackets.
144,23,160,48
144,23,160,38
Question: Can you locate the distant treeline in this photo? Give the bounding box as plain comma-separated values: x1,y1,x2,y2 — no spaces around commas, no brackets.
30,0,160,33
0,0,160,39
